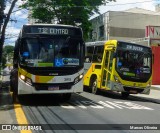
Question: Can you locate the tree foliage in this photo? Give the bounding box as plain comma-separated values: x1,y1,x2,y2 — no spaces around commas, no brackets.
2,45,14,68
0,0,18,68
3,45,14,55
21,0,116,40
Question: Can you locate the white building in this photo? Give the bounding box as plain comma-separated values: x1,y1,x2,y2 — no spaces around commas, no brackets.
88,5,160,45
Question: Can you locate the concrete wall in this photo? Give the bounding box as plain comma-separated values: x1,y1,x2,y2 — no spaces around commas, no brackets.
88,10,160,44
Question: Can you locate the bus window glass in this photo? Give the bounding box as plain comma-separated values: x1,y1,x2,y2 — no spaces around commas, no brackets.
19,37,83,67
85,46,94,63
116,42,152,80
92,46,104,63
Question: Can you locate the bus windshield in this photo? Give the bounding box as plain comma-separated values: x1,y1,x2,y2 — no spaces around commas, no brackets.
116,43,152,81
19,36,83,67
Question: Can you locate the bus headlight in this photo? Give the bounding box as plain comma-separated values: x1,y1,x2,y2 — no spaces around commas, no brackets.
79,74,83,79
20,74,25,80
74,74,83,84
20,74,32,86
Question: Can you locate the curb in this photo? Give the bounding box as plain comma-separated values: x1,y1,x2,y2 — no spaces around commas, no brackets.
151,85,160,91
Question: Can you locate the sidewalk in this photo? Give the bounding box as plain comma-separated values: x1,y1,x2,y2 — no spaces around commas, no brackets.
131,85,160,103
151,85,160,91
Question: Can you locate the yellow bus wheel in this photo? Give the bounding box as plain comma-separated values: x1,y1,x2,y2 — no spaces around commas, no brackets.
91,78,98,94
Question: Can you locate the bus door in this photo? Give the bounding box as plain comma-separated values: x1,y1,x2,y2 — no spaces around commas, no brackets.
101,49,114,90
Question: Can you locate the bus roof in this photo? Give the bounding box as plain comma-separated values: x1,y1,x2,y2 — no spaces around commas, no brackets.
118,40,151,48
85,41,106,46
23,24,80,29
85,40,151,48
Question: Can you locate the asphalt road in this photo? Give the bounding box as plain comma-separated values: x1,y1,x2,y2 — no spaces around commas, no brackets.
0,75,160,133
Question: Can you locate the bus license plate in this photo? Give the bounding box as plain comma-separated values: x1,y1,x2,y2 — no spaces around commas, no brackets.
48,86,59,91
130,90,137,94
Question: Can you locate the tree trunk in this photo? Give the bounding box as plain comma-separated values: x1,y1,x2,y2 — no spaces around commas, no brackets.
0,0,18,68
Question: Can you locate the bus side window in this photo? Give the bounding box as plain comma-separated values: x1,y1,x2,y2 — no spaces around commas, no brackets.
85,56,91,63
91,46,104,63
86,46,94,62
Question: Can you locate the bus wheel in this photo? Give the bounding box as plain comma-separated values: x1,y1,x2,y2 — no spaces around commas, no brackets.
121,92,129,98
12,90,18,103
91,78,98,94
62,93,71,101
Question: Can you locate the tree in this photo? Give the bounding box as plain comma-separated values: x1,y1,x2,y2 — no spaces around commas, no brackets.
21,0,116,40
2,45,14,68
3,45,14,54
0,0,18,70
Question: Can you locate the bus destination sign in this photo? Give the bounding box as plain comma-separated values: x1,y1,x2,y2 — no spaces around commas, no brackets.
126,45,143,51
31,27,69,35
37,28,69,35
118,42,148,52
23,26,82,36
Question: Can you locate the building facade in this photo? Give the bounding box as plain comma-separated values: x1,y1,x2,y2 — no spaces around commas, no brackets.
88,6,160,46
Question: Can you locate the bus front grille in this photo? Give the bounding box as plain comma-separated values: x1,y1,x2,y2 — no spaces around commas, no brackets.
34,83,72,91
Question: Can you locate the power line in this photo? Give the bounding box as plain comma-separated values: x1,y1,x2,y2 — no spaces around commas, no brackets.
37,0,158,7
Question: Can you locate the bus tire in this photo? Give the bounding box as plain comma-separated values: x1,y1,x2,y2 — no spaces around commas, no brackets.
91,77,98,94
12,90,18,103
62,93,71,101
12,82,18,103
121,92,129,98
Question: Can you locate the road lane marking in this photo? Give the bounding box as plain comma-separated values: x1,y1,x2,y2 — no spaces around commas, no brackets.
14,104,32,133
115,101,154,110
61,100,154,110
105,101,123,109
60,103,76,109
71,101,87,109
81,101,104,109
98,101,115,109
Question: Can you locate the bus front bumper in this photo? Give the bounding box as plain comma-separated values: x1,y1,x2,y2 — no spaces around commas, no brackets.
110,81,151,95
18,78,83,95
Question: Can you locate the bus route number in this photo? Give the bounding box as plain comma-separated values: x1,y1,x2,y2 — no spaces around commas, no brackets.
38,28,69,35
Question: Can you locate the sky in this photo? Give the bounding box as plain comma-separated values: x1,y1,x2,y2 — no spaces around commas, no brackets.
4,0,160,46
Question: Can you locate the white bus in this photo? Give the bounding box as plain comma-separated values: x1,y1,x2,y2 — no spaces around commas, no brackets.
10,24,85,101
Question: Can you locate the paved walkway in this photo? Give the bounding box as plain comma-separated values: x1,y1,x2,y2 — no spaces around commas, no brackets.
131,86,160,103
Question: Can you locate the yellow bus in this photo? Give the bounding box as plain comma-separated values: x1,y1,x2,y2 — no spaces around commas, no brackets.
84,40,152,97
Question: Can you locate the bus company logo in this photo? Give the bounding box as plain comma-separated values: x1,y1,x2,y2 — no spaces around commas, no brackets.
62,58,79,65
63,58,69,64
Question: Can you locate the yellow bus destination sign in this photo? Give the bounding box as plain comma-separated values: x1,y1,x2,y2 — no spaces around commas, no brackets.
118,41,151,53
